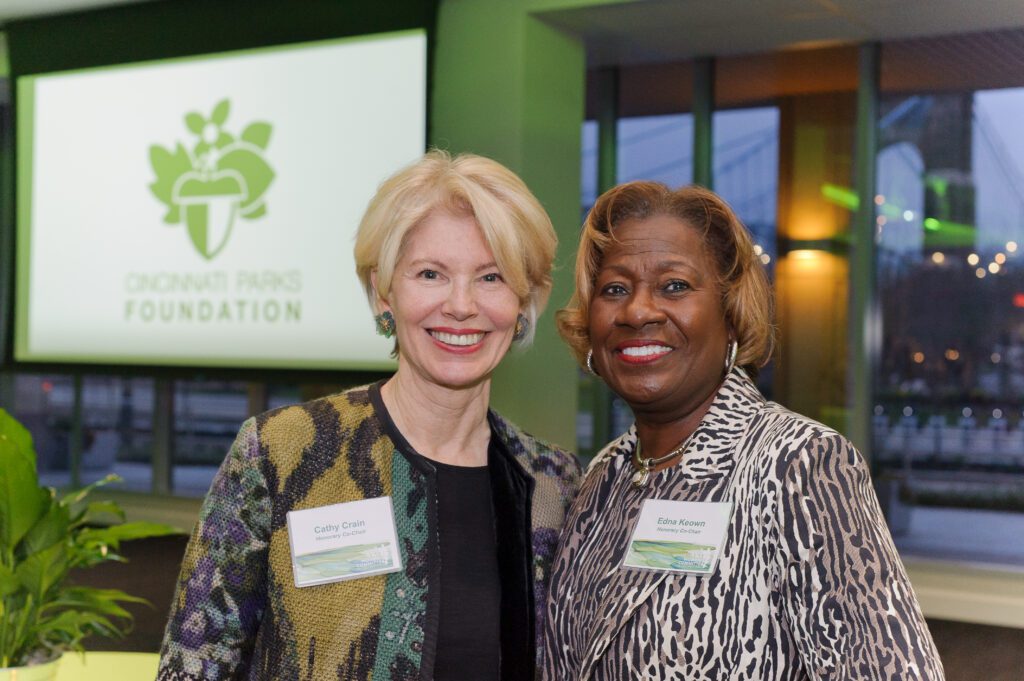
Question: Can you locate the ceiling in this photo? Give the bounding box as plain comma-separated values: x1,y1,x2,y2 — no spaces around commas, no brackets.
538,0,1024,66
2,0,1024,68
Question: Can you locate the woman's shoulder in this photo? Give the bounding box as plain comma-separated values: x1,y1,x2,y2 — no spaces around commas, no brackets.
237,384,387,477
757,400,848,445
254,384,378,433
746,400,868,475
488,411,583,481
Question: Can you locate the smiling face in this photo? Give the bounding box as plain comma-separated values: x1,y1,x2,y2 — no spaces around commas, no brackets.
588,214,731,421
379,210,521,392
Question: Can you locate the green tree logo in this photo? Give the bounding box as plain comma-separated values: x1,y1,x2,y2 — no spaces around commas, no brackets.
148,99,275,260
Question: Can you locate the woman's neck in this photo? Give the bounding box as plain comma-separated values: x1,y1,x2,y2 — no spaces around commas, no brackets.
631,380,722,459
380,368,492,466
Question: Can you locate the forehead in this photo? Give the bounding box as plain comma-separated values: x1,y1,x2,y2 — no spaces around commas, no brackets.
601,214,711,268
403,211,491,257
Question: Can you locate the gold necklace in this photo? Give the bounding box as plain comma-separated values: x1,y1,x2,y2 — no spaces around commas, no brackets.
630,436,690,489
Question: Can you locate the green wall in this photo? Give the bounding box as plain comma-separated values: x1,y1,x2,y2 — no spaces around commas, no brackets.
434,1,587,450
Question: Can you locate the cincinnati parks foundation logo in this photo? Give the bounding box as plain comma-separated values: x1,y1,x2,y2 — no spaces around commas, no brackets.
148,99,275,260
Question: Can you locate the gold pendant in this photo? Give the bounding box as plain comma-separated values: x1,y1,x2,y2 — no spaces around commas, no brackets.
631,467,649,488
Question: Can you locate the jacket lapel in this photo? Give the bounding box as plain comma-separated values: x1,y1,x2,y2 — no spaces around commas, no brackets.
576,370,765,679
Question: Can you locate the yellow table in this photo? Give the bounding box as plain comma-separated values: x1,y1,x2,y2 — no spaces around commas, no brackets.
57,652,158,680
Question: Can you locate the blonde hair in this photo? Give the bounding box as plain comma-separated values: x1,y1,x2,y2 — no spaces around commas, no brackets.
556,182,774,377
354,150,557,346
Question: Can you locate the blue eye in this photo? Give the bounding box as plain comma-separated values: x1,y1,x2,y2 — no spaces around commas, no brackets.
419,269,439,280
482,272,503,283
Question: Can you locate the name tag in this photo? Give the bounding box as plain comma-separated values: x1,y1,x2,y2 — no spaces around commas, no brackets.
622,499,732,575
286,496,403,587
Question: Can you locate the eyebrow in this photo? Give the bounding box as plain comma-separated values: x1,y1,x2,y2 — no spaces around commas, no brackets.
405,258,500,273
601,259,699,275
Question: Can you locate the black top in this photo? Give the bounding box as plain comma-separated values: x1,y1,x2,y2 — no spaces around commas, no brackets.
369,380,536,681
430,454,501,681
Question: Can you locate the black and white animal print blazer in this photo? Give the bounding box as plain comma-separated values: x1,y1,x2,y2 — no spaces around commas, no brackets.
542,369,944,680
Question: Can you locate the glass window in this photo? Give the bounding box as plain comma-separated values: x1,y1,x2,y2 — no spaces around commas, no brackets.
173,380,249,497
81,376,154,493
7,374,74,489
713,106,779,270
713,106,780,397
873,29,1024,566
716,47,857,424
268,383,303,411
581,119,598,217
616,114,694,186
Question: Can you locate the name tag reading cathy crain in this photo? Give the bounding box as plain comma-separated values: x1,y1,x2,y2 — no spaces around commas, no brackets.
286,496,403,587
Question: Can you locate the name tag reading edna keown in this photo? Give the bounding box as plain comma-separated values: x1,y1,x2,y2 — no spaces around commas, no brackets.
286,496,403,587
622,499,732,575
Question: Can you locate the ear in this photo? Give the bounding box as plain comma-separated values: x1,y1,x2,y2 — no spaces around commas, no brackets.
370,269,390,313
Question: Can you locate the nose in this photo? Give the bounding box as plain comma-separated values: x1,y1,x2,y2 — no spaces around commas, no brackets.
441,279,478,320
618,286,666,328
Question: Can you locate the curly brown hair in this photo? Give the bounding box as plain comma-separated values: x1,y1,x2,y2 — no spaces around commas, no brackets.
556,181,774,377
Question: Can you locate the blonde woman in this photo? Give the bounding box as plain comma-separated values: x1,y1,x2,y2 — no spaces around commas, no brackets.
158,151,582,681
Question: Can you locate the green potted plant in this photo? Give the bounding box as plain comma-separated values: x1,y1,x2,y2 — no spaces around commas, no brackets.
0,408,180,679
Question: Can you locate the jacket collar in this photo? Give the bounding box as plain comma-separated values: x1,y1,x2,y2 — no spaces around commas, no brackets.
368,379,535,479
592,367,765,478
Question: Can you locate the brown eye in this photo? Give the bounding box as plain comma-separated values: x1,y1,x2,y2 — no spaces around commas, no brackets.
664,280,690,293
601,283,628,296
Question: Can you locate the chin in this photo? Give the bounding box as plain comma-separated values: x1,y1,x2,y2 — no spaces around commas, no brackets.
607,378,670,406
423,367,495,391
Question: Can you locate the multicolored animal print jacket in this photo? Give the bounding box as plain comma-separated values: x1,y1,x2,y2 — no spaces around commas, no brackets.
543,369,945,680
158,382,582,681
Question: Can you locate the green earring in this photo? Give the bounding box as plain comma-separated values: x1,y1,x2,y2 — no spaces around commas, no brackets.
375,311,396,338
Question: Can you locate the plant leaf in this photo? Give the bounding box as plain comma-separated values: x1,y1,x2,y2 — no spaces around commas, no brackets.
0,408,36,465
210,99,230,126
15,542,67,602
240,122,272,150
0,562,18,598
45,586,145,619
19,495,69,556
149,143,193,207
185,112,205,134
61,474,121,516
76,521,181,549
0,425,48,552
69,501,125,528
217,146,275,214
